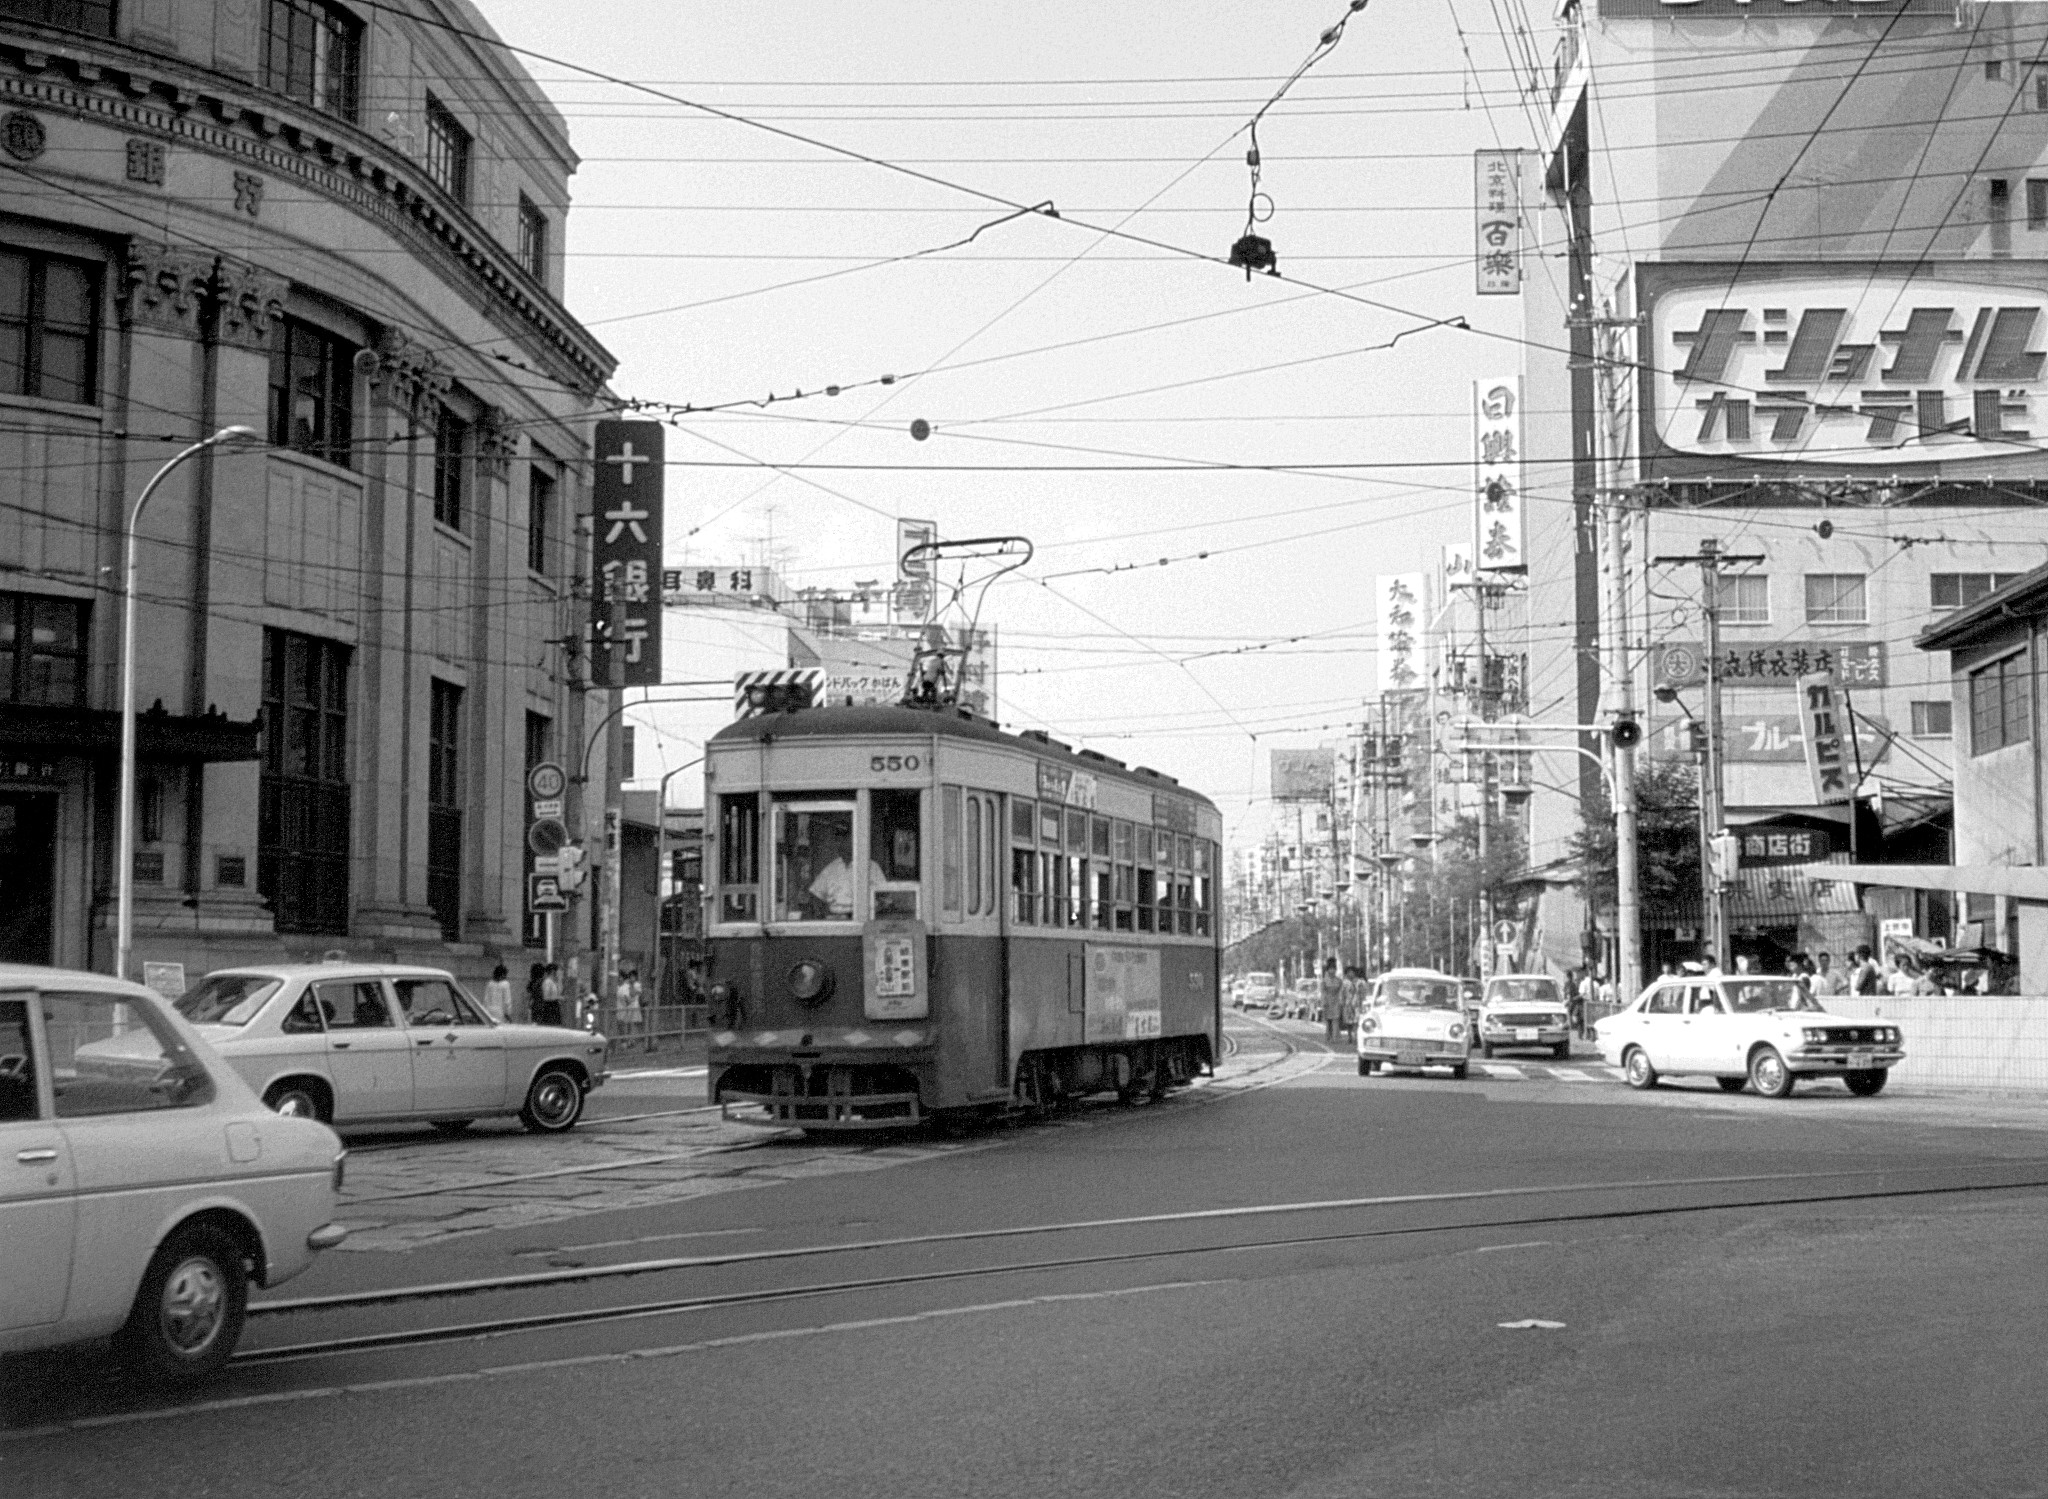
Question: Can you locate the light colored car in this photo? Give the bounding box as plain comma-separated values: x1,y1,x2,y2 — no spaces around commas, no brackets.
1356,968,1471,1078
1241,972,1280,1012
0,964,346,1380
1477,974,1572,1059
1593,973,1905,1098
175,963,610,1132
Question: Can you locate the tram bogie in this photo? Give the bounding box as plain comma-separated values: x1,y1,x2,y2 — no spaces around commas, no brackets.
702,703,1223,1130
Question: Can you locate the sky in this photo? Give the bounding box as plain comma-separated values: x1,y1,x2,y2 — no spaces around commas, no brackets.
486,0,1550,853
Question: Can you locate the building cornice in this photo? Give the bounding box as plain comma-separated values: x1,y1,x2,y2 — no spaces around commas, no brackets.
0,29,616,397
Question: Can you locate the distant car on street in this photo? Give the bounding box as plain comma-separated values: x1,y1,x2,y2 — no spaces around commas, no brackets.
1593,973,1905,1098
175,963,609,1132
1238,972,1280,1012
1477,974,1572,1059
1356,968,1471,1079
0,964,346,1380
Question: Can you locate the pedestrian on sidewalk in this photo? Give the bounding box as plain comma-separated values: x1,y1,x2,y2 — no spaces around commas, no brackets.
482,963,512,1022
524,962,545,1024
537,962,564,1026
1320,957,1345,1044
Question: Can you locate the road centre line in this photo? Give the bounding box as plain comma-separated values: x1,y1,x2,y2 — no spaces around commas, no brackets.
4,1282,1220,1444
253,1162,2040,1317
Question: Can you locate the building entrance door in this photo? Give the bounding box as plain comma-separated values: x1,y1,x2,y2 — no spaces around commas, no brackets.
0,794,55,966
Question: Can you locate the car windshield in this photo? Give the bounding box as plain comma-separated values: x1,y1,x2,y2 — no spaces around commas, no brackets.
1724,979,1821,1013
1384,979,1457,1009
1488,978,1560,1003
174,974,283,1027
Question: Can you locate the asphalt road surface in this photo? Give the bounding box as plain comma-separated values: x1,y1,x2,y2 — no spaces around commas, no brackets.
7,1014,2047,1499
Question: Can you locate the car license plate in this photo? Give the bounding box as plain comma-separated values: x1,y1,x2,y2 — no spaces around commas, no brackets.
1848,1051,1874,1069
1515,1027,1540,1042
1396,1051,1425,1068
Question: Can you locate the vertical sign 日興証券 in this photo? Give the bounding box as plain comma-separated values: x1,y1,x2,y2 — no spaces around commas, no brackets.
591,419,665,687
1797,671,1853,805
1474,376,1524,573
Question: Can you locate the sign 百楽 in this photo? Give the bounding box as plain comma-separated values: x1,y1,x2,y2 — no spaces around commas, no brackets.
1474,150,1522,296
591,419,664,687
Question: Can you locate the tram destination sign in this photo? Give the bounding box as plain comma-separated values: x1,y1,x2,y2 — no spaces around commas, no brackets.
591,419,665,687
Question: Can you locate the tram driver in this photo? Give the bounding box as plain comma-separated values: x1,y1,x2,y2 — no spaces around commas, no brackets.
799,819,885,921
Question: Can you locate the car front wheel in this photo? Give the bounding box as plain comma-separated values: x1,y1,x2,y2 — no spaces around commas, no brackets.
119,1222,249,1382
1844,1068,1889,1097
1749,1046,1796,1099
520,1067,586,1132
1622,1047,1658,1090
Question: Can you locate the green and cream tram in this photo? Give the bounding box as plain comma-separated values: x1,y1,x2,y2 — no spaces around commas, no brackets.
703,702,1223,1128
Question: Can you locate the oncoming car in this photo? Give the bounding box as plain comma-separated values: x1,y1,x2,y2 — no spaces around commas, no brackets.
1356,968,1471,1079
1240,972,1280,1012
1593,973,1905,1098
1477,974,1572,1059
1,965,345,1380
174,964,609,1132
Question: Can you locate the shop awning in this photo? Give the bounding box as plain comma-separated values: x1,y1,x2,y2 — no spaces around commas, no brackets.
1796,862,2048,901
0,703,261,762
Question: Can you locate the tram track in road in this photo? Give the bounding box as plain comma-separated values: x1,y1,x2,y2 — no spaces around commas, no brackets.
229,1158,2048,1370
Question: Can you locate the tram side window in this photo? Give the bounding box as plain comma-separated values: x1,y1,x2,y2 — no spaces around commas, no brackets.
1011,797,1038,925
1175,834,1195,935
1194,839,1213,937
1135,826,1155,934
1090,818,1112,930
870,788,921,919
942,785,963,918
1113,819,1135,932
1156,829,1177,933
718,793,760,922
773,800,858,923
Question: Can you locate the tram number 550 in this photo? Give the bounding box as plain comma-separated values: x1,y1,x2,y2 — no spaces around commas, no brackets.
870,754,921,773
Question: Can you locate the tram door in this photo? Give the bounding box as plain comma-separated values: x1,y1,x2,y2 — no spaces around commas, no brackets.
937,786,1008,1099
0,794,55,966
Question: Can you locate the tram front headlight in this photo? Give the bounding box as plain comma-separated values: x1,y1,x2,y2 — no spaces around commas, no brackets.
787,959,835,1005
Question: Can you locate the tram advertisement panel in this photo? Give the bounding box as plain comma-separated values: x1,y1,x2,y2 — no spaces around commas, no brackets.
863,919,929,1020
1086,946,1162,1043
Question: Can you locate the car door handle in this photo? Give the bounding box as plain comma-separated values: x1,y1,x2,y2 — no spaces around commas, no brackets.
415,1037,436,1047
332,1041,352,1049
16,1148,57,1163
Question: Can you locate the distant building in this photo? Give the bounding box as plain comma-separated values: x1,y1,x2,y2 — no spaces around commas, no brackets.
0,1,613,978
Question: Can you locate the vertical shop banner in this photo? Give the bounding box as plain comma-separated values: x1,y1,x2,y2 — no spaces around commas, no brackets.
1441,541,1474,602
1474,376,1525,573
896,517,936,621
1796,671,1853,805
1376,572,1426,693
1474,150,1522,296
591,420,665,687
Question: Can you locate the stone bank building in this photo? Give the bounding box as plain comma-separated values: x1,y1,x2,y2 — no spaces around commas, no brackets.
0,0,613,979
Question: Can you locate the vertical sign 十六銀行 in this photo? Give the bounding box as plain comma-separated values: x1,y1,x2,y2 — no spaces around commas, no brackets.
592,419,664,687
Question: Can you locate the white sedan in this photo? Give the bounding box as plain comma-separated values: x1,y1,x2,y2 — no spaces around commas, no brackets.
1,964,346,1380
1356,968,1472,1079
175,963,609,1132
1594,974,1905,1098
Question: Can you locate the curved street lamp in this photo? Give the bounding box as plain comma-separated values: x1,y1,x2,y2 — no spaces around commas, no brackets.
115,425,259,981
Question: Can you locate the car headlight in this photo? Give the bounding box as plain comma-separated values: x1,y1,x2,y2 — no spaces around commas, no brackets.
1882,1027,1902,1044
1448,1021,1465,1039
1359,1016,1377,1035
1802,1027,1827,1044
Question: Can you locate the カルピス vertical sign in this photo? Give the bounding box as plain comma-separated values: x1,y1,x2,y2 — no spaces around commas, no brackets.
1797,671,1854,806
591,419,664,687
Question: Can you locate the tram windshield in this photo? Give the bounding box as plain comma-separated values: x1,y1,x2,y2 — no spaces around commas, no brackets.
774,802,858,923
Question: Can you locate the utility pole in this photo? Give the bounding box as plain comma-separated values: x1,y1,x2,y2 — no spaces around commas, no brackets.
1604,492,1643,997
1654,537,1763,971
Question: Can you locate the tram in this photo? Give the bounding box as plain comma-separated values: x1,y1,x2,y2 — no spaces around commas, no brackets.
702,697,1223,1128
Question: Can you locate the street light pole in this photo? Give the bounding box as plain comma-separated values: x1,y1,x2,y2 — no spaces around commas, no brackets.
115,425,256,981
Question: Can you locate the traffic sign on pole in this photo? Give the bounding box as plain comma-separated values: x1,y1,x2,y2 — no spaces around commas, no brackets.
528,762,566,801
529,874,568,913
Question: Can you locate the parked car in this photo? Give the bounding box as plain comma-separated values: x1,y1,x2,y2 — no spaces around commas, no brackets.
1593,973,1905,1098
1477,974,1572,1059
174,963,609,1132
0,964,346,1380
1240,972,1280,1012
1356,968,1471,1079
